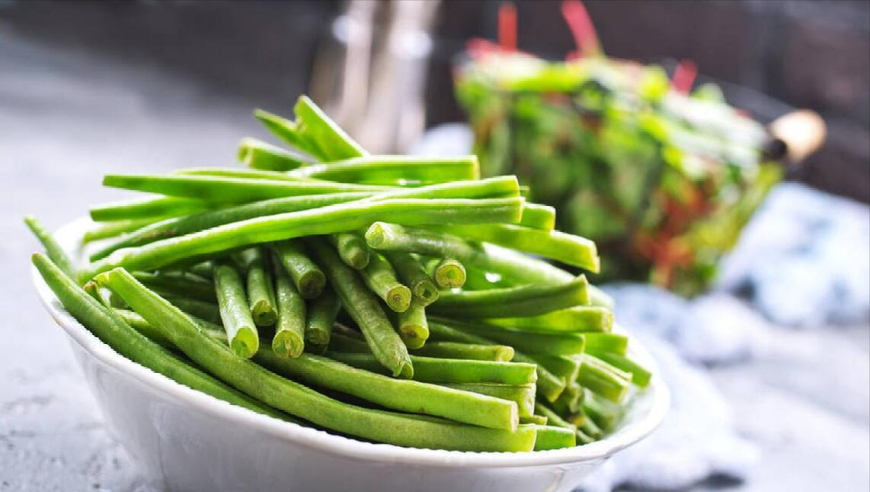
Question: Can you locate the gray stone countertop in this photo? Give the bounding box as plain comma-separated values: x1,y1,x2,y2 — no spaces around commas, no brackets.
1,27,868,492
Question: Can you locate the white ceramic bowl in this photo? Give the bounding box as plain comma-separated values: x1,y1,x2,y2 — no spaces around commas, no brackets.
32,218,669,492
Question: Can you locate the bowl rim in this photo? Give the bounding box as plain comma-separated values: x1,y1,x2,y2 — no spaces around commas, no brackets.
31,217,669,469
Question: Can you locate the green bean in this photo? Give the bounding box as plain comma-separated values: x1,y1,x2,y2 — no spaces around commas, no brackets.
89,193,371,261
214,261,259,358
82,218,157,243
294,95,368,160
518,203,556,231
305,286,340,349
175,167,315,182
79,197,523,282
271,240,326,299
272,259,306,358
429,317,585,357
328,233,370,270
384,252,438,306
364,224,607,306
427,322,566,402
95,267,535,451
582,391,624,432
430,258,466,289
521,414,548,426
428,275,589,319
325,352,537,385
592,352,652,388
89,196,211,222
310,239,412,378
164,296,221,324
253,108,325,159
578,355,631,403
33,254,283,418
112,308,227,347
238,137,310,171
256,350,517,430
432,224,599,273
91,178,519,261
396,300,429,349
550,381,584,415
132,271,215,303
102,174,387,203
583,333,629,356
237,248,278,326
533,425,577,450
533,354,583,383
412,342,514,362
575,427,595,445
486,306,613,333
442,383,535,418
24,216,76,278
579,413,603,440
290,155,479,185
359,253,411,312
534,403,575,430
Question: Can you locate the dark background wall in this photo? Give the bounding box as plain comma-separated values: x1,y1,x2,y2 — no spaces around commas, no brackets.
1,0,867,201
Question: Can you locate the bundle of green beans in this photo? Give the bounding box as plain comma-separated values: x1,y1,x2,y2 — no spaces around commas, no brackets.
27,95,652,453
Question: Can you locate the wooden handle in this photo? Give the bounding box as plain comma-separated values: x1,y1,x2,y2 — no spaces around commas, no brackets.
768,110,827,163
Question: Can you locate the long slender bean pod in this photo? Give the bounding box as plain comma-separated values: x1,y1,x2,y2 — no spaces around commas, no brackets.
89,193,371,261
442,383,536,418
271,240,326,299
534,403,575,430
213,261,259,358
384,252,438,306
591,352,652,388
91,177,518,261
294,95,368,160
412,342,514,362
82,218,157,243
79,197,523,282
272,259,306,358
429,317,585,357
256,350,517,430
89,196,211,222
533,425,577,450
359,253,411,312
427,321,566,402
253,108,325,159
304,286,340,349
238,137,310,171
290,155,479,184
396,300,429,349
310,239,413,378
237,248,278,326
329,233,370,270
112,308,227,347
325,352,536,385
533,354,583,383
428,276,590,319
431,224,599,273
32,254,283,418
94,267,535,451
578,355,632,403
102,174,387,203
518,203,556,231
365,223,610,306
24,216,76,278
486,306,613,333
582,391,625,432
583,333,629,356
